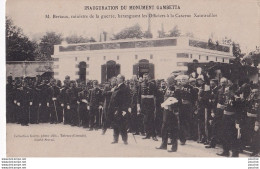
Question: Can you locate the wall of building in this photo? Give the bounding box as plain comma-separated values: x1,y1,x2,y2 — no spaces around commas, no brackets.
6,61,53,78
52,37,233,82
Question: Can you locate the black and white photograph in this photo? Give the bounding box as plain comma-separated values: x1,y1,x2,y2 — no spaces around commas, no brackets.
3,0,260,163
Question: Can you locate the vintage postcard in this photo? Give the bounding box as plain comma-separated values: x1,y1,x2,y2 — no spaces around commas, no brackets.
5,0,260,158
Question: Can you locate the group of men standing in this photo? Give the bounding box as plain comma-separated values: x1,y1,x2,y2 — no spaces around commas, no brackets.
6,71,260,157
155,73,259,157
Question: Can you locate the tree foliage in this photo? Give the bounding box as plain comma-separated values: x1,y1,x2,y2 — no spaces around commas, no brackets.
113,24,144,40
6,17,36,61
65,34,96,44
168,25,181,37
39,32,63,60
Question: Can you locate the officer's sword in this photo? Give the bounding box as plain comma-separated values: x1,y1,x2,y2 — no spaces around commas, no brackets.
132,133,137,144
62,107,65,124
28,104,31,124
37,104,40,124
176,112,181,131
53,100,59,123
77,103,80,126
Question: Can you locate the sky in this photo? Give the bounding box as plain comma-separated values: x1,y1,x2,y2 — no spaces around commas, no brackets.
6,0,260,53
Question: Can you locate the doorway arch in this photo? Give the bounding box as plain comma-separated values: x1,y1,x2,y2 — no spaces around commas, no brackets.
101,60,120,83
78,61,87,82
133,59,154,79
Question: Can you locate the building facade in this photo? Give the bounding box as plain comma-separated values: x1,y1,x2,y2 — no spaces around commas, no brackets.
52,36,233,83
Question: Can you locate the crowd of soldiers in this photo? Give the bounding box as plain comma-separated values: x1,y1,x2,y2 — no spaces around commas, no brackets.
6,69,260,157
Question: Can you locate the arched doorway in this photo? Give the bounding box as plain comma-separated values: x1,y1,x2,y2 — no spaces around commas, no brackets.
78,61,87,82
133,59,155,79
101,60,120,83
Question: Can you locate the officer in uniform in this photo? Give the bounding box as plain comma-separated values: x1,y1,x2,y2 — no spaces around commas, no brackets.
68,80,79,126
155,80,167,137
205,79,219,148
102,77,117,135
31,75,42,124
49,78,60,124
178,75,197,144
78,81,89,128
208,77,227,148
217,82,240,157
137,73,158,141
88,80,103,130
14,77,23,124
195,77,207,143
16,79,32,126
38,79,51,123
245,88,260,156
156,76,180,152
6,76,15,123
110,74,131,144
60,77,71,124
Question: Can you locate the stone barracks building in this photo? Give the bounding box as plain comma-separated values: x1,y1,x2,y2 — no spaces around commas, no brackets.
51,36,233,83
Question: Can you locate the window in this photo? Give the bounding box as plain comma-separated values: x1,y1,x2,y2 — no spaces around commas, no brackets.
103,56,106,60
199,55,201,60
177,53,189,58
135,55,138,60
87,57,89,61
223,58,225,63
190,54,193,59
117,56,119,60
75,57,77,61
206,56,209,60
150,54,153,59
216,57,217,61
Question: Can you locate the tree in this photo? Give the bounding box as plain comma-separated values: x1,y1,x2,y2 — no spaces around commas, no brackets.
143,31,153,39
168,25,181,37
113,24,144,40
39,32,63,60
65,34,91,44
185,32,194,38
6,17,36,61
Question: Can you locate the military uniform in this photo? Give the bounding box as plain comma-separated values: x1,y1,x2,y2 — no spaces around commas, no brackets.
38,82,51,123
16,85,32,126
218,86,241,157
49,85,60,124
205,85,220,148
195,85,207,143
6,77,15,123
78,88,89,128
67,84,80,126
137,80,158,139
155,86,166,137
157,87,180,152
128,83,139,134
102,84,114,133
179,84,197,143
209,86,226,147
60,85,70,124
244,91,260,156
88,86,103,130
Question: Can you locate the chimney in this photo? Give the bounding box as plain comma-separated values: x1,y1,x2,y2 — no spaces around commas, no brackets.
148,13,151,34
103,31,107,41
